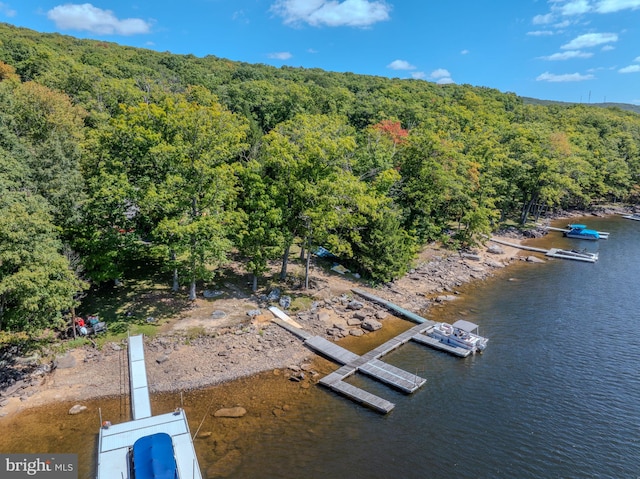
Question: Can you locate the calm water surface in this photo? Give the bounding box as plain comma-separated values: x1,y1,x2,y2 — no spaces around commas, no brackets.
2,216,639,478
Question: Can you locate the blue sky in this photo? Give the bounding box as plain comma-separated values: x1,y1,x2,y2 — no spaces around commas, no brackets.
2,0,640,104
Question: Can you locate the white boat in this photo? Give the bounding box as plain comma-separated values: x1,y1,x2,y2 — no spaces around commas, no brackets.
622,213,640,221
427,320,488,353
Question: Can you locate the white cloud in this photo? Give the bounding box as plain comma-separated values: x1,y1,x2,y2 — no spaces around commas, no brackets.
561,32,617,49
619,64,640,73
536,71,595,82
559,0,592,15
411,71,426,80
0,2,16,17
527,30,555,36
267,51,293,60
460,49,469,55
634,56,640,62
271,0,391,27
430,68,454,84
553,20,572,28
47,3,151,35
533,12,554,24
595,0,640,13
387,60,415,70
541,50,593,60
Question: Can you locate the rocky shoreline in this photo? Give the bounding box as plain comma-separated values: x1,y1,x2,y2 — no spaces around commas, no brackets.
1,207,626,418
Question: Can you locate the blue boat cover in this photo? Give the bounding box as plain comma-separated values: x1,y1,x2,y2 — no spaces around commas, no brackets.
132,433,178,479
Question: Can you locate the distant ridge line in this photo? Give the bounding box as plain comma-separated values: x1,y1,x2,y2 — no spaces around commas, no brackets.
522,97,640,114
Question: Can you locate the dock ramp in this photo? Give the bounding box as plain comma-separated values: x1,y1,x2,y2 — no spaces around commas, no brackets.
128,334,152,420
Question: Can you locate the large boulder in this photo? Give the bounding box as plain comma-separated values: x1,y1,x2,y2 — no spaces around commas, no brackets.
526,255,545,263
375,310,388,320
69,404,87,415
347,317,362,326
435,295,457,302
362,318,383,332
213,407,247,418
346,300,364,310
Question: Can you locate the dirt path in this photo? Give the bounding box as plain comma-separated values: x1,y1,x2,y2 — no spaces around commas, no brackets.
0,236,526,418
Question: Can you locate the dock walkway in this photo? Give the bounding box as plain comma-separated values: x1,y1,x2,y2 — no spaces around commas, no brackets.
128,334,151,420
270,303,467,413
96,335,202,479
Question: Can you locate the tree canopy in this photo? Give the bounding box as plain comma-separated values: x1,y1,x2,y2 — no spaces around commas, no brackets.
1,23,640,335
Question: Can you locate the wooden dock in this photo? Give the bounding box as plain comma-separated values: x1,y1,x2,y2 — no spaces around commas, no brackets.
304,329,427,394
488,237,549,253
545,248,598,263
412,332,472,357
269,307,434,413
352,288,430,324
269,288,492,413
490,237,601,263
319,373,395,414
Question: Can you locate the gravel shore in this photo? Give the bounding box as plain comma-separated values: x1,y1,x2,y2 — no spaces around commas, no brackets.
1,233,533,417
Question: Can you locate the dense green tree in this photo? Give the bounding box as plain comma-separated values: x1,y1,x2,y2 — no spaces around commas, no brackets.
259,113,357,286
85,93,249,297
0,190,84,332
234,160,284,291
1,22,640,327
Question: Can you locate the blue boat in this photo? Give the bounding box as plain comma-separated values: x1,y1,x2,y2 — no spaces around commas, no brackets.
563,224,600,240
131,433,178,479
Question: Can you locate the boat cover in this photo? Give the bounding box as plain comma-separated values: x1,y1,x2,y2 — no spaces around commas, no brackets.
568,224,586,229
452,319,479,333
132,433,178,479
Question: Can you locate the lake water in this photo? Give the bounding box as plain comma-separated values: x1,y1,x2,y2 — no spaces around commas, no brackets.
1,215,639,478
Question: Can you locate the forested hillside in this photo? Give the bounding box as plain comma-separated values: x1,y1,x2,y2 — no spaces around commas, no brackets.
1,23,639,335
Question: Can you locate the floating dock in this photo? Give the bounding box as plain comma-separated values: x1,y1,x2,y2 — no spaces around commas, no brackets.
489,237,599,263
96,335,202,479
269,296,479,414
545,248,598,263
269,306,430,414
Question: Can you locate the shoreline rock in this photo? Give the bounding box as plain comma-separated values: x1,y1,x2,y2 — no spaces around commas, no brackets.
0,230,536,417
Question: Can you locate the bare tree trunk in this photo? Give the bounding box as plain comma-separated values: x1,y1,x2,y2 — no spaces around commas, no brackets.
189,280,197,301
171,250,179,292
280,244,291,281
252,274,258,292
71,305,76,339
304,234,312,290
304,248,311,289
520,194,537,225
